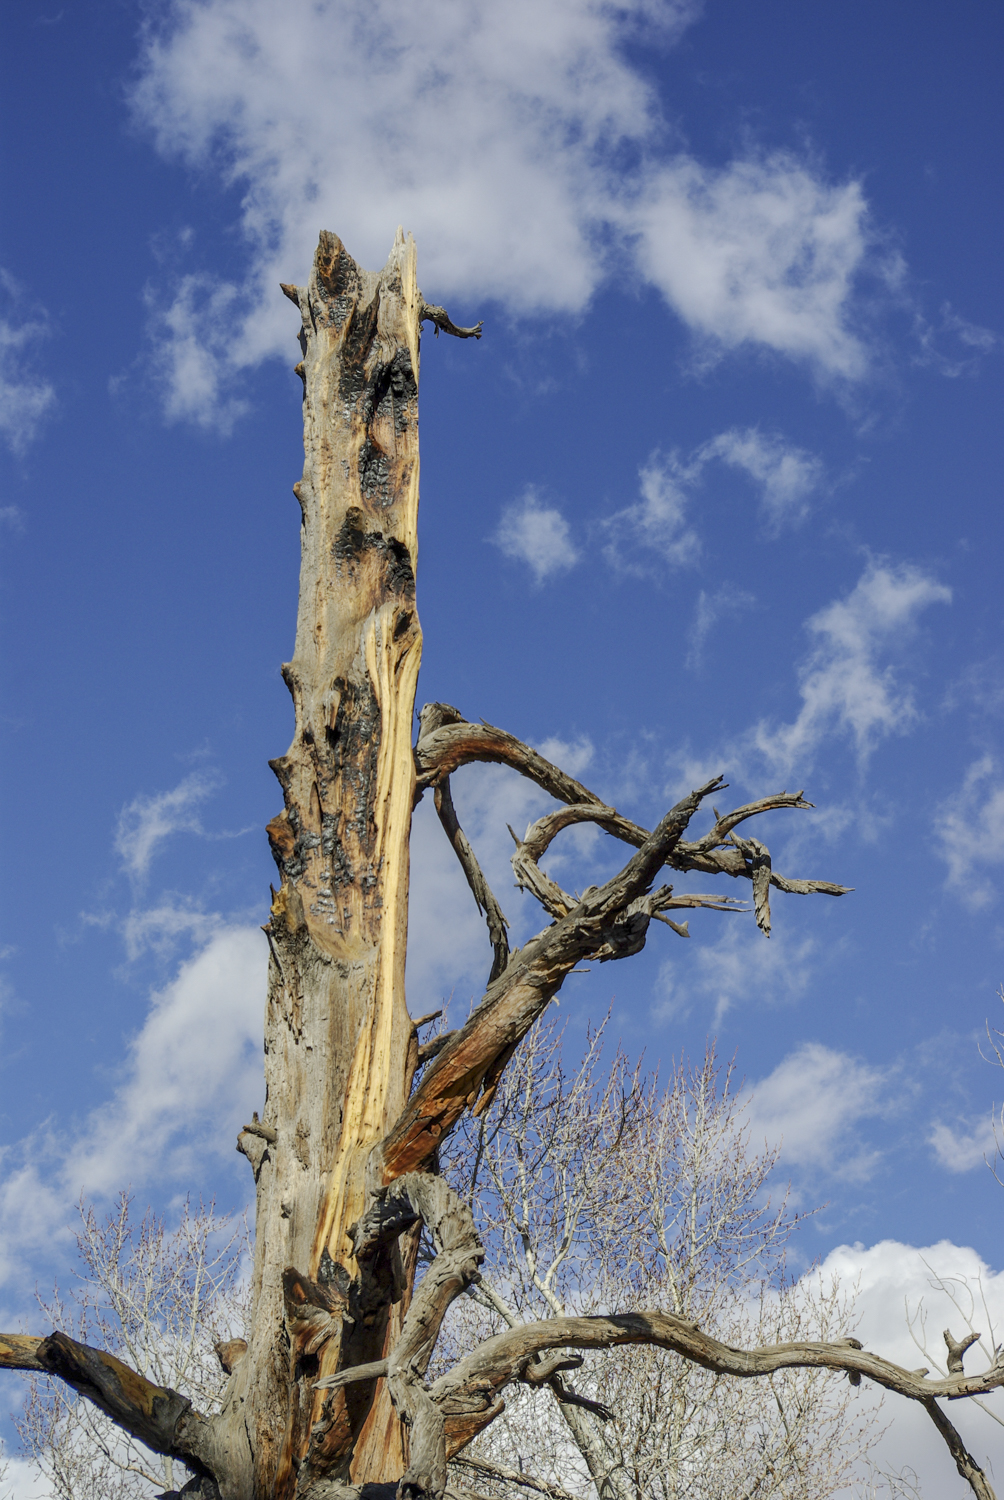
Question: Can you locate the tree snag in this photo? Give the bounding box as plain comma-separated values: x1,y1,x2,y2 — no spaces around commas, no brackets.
4,231,999,1500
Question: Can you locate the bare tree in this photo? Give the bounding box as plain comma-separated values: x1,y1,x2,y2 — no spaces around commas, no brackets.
2,230,1001,1500
438,1020,877,1500
16,1196,248,1500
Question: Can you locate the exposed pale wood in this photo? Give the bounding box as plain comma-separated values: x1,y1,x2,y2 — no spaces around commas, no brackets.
0,1334,45,1370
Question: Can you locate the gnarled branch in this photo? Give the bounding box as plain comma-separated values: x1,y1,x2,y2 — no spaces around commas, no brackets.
0,1329,216,1476
414,708,851,918
419,303,483,340
376,778,726,1181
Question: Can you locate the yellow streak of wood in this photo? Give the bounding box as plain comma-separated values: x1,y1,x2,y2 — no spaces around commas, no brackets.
310,607,422,1273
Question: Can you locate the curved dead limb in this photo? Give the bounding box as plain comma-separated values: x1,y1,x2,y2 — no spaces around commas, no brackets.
428,1312,1004,1500
414,708,851,936
0,1330,219,1483
435,776,510,984
376,778,726,1181
430,1310,1004,1401
419,303,484,340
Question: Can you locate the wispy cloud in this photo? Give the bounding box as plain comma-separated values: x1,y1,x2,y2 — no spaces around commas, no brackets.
600,451,700,576
115,771,225,881
129,0,880,428
0,269,55,456
143,273,250,433
693,428,825,530
934,755,1004,909
753,560,951,776
685,586,756,670
491,488,580,584
655,924,816,1025
914,301,1000,378
927,1113,997,1173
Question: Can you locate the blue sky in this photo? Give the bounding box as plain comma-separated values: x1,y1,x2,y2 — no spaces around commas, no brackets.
1,1,1003,1492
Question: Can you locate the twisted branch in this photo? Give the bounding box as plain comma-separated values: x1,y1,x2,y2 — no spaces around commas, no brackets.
415,708,851,939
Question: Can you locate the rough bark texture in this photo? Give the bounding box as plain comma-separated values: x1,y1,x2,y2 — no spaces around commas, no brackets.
4,231,996,1500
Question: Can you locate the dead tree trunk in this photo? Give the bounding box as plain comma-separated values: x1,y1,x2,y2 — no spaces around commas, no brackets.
4,231,1001,1500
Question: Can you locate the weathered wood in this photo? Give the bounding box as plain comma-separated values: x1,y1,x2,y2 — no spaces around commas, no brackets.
414,709,852,901
430,1312,1004,1411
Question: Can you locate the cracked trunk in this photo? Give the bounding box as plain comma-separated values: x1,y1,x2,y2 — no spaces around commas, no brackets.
224,229,424,1498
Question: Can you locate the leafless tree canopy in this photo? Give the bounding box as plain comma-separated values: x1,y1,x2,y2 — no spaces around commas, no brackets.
2,231,1001,1500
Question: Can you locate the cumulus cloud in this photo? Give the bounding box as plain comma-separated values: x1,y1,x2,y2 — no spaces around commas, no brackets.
0,926,266,1297
627,154,870,378
810,1239,1004,1488
754,560,951,777
694,427,825,529
601,451,700,575
934,755,1004,909
0,269,55,455
747,1041,889,1180
491,488,580,584
128,0,878,427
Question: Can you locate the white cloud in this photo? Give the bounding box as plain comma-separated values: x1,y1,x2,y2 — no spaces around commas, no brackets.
685,586,756,670
934,755,1004,910
492,488,580,583
753,561,951,777
128,0,878,426
0,926,265,1299
114,771,225,881
627,153,870,378
747,1042,889,1180
928,1114,997,1174
144,273,250,432
695,427,825,529
810,1239,1004,1493
601,451,700,575
0,269,55,455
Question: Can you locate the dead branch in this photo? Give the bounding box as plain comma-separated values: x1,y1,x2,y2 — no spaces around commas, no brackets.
430,1309,1004,1413
435,775,510,983
419,303,484,339
452,1455,581,1500
924,1398,997,1500
376,778,727,1181
0,1330,215,1474
414,708,851,933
